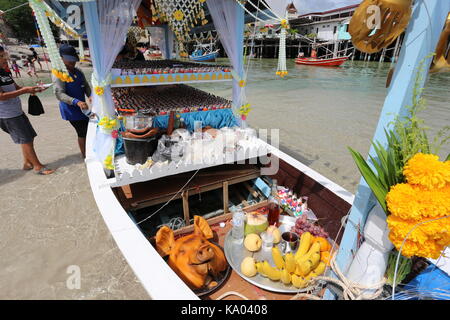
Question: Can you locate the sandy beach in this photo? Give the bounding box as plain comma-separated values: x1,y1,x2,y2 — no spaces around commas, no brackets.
0,65,149,299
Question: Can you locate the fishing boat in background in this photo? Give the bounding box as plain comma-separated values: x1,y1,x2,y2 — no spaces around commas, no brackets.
189,43,220,62
295,56,349,67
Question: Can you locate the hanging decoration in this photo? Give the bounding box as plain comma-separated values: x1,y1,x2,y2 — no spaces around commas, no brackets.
276,19,288,78
153,0,208,57
430,13,450,73
349,0,413,54
235,0,289,77
41,1,81,39
28,0,73,82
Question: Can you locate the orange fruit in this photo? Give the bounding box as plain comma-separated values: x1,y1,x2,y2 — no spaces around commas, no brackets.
315,237,331,252
321,251,331,266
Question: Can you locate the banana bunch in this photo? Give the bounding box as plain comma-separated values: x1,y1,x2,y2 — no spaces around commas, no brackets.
255,232,328,289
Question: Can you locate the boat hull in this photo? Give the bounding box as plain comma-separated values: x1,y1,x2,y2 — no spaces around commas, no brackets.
85,121,354,299
295,57,348,67
189,51,219,62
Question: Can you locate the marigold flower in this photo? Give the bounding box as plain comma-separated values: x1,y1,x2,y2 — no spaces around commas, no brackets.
403,153,450,189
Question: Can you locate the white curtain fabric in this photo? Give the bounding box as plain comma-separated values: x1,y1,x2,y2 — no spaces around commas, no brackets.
264,0,289,19
84,0,141,168
207,0,244,116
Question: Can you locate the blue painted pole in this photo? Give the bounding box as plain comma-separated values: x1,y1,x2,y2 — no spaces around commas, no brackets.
324,0,450,300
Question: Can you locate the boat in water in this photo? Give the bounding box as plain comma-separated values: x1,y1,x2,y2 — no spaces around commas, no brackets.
295,56,349,67
189,43,220,62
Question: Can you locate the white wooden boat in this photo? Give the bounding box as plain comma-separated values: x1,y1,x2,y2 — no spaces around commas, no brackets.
41,0,450,300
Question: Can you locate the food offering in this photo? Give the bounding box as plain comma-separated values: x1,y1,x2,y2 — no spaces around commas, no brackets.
155,216,230,295
224,210,333,293
112,59,232,75
112,84,232,116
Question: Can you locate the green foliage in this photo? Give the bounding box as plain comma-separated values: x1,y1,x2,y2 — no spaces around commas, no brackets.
386,250,412,287
348,55,450,215
306,33,317,39
1,0,37,42
389,54,450,166
1,0,60,43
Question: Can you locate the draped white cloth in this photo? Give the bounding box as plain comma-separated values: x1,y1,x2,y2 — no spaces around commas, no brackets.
207,0,244,117
83,0,141,168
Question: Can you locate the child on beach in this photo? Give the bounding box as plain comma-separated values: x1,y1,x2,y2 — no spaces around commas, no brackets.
22,55,38,78
11,60,21,78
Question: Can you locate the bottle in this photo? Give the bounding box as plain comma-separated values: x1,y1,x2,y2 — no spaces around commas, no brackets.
268,179,280,226
82,108,94,118
231,209,245,244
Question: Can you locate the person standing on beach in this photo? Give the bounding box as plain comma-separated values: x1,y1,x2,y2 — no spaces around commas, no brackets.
0,46,54,175
29,47,43,71
22,55,38,78
53,44,92,159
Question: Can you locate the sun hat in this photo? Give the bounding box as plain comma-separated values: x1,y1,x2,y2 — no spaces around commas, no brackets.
59,44,79,62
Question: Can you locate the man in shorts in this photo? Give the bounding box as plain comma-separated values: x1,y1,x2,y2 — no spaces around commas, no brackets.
0,46,54,175
53,44,92,158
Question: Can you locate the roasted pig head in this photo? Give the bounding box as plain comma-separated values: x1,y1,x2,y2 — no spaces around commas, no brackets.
155,216,227,290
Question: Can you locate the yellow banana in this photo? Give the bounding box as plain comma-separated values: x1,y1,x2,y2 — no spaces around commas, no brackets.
292,274,308,289
262,261,281,281
256,261,265,277
272,247,285,269
280,268,291,285
295,232,312,260
285,252,296,273
312,261,327,277
297,242,321,264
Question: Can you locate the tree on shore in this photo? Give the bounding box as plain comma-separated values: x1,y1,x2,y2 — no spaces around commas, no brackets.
0,0,59,44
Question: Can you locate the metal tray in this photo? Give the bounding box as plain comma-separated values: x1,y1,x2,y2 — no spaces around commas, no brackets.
224,215,317,293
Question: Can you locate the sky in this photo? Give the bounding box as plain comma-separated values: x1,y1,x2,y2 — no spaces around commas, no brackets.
292,0,361,14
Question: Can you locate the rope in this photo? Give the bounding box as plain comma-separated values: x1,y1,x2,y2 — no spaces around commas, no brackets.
135,169,200,226
290,252,386,300
1,2,28,14
215,291,249,300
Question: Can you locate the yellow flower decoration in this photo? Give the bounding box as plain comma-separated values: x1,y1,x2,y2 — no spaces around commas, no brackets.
103,155,114,170
281,19,289,29
173,10,184,21
238,80,246,87
403,153,450,189
239,103,252,117
95,86,105,96
385,153,450,259
98,116,119,131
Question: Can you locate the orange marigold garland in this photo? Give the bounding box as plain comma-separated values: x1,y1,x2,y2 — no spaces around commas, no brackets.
386,154,450,259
